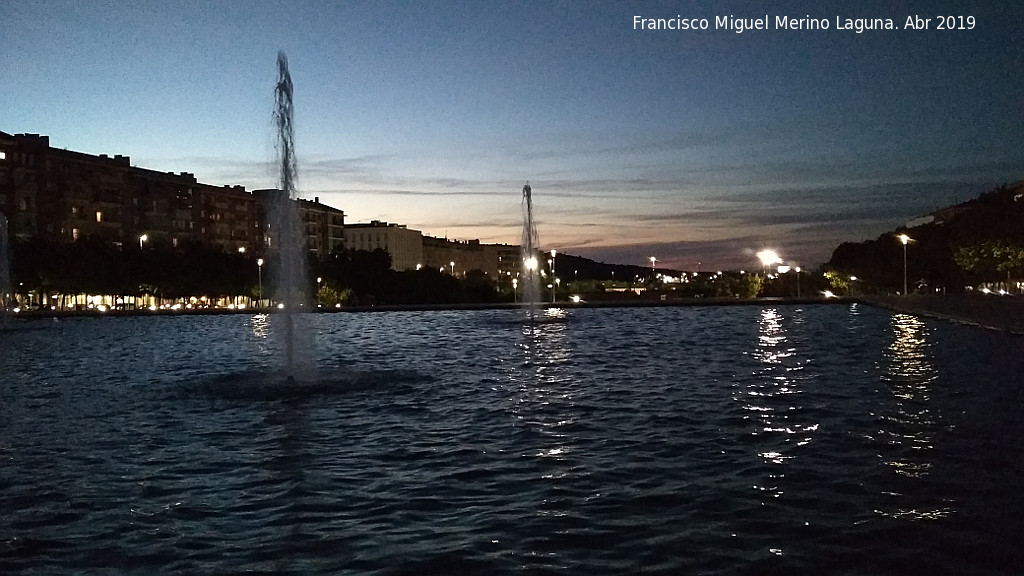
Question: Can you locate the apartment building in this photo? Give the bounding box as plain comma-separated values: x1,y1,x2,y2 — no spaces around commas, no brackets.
0,132,258,251
344,220,423,271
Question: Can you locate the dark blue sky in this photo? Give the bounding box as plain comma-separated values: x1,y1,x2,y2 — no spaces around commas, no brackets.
3,1,1021,269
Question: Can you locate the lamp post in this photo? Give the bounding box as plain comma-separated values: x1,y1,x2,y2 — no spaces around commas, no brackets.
898,234,912,295
649,256,657,278
512,278,518,303
257,258,264,307
550,250,557,302
139,234,148,250
547,261,554,302
450,261,455,276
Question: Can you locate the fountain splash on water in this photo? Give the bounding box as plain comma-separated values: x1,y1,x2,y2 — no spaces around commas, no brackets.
271,51,312,377
520,183,541,318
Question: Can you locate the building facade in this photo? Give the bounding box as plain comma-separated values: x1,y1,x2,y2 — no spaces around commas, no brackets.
253,190,346,258
0,132,259,252
344,220,423,271
0,131,522,281
420,236,488,277
298,197,346,258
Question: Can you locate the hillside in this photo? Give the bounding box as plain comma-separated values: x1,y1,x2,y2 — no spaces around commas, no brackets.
826,180,1024,293
553,253,662,282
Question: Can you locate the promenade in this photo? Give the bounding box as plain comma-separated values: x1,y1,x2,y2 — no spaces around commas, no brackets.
8,295,1024,337
861,294,1024,336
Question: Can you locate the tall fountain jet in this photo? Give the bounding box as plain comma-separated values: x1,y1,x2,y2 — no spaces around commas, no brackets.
520,183,541,317
271,51,310,376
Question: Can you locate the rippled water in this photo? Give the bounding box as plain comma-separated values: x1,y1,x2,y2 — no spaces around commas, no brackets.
2,304,1023,574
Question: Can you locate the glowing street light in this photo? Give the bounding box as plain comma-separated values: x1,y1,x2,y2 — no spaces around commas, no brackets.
550,250,557,302
512,277,518,302
897,234,912,295
257,258,264,307
450,261,455,276
649,256,657,276
795,266,802,297
757,249,781,272
522,256,539,303
139,234,148,250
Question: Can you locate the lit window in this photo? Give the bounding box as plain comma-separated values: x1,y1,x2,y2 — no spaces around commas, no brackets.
96,211,103,223
72,228,80,240
0,150,5,160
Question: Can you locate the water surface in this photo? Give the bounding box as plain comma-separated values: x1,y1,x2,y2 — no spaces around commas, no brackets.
2,304,1022,574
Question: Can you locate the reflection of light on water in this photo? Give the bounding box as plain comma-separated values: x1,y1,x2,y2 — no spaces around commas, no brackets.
758,451,793,465
875,507,953,521
538,446,567,458
545,307,567,319
755,309,791,365
880,313,936,477
744,309,819,458
739,308,819,510
874,313,946,521
251,313,270,339
511,310,581,492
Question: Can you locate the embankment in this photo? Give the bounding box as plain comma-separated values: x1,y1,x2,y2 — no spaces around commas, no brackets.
861,294,1024,336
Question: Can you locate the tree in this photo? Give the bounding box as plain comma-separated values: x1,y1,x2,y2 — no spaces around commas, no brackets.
316,284,352,307
734,273,764,298
954,241,1024,285
823,271,851,295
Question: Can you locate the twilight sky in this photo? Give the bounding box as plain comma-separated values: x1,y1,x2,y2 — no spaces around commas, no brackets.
3,1,1022,270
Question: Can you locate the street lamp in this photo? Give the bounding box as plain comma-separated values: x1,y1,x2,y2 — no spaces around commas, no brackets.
512,278,518,302
757,249,781,274
257,258,264,307
649,256,657,277
795,266,802,297
450,261,455,276
898,234,912,295
139,234,148,250
549,250,557,302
